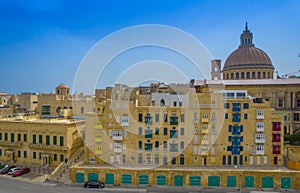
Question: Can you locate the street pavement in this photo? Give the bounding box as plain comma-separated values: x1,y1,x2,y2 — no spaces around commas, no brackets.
0,173,298,193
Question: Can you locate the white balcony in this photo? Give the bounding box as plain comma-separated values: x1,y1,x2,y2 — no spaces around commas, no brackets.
121,122,129,126
256,150,264,155
255,134,265,143
256,122,264,132
114,148,122,153
112,135,123,140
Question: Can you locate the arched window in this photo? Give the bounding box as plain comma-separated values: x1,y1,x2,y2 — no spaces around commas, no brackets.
160,99,165,106
252,72,256,79
226,74,229,80
236,72,239,79
246,72,250,79
263,72,266,78
257,72,261,79
231,73,234,79
268,72,270,78
241,72,245,79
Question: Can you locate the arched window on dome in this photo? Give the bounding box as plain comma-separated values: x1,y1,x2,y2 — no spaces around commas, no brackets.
258,72,261,79
231,73,234,79
236,72,239,79
241,72,245,79
268,72,270,78
246,72,250,79
263,72,266,78
252,72,255,79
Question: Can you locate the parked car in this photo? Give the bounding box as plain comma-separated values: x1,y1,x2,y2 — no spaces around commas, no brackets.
0,165,16,174
8,167,20,175
83,181,105,189
12,167,30,177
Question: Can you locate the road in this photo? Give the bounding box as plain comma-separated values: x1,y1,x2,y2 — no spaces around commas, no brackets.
0,175,297,193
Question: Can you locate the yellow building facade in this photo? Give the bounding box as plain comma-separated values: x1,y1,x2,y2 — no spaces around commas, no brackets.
0,115,84,168
70,85,300,189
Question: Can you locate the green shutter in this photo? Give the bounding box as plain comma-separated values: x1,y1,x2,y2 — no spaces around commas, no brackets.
23,134,27,142
33,134,36,144
11,133,14,142
46,135,50,145
60,136,64,146
39,135,43,144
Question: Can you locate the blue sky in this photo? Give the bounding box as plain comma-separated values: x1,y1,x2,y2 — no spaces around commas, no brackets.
0,0,300,94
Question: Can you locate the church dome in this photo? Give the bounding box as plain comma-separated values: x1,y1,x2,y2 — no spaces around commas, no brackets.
224,46,273,69
222,23,274,80
56,83,69,89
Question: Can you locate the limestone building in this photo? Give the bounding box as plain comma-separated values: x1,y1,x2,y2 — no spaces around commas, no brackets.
0,115,84,168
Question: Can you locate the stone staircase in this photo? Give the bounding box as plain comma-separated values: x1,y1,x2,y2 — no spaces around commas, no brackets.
46,147,84,184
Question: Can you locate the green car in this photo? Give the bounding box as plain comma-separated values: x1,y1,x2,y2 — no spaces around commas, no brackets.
0,163,6,169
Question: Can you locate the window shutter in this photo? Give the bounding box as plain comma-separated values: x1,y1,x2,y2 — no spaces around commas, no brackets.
228,125,232,132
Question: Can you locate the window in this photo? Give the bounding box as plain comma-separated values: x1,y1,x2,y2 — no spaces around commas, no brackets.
241,72,245,79
180,128,185,135
145,114,152,124
232,114,241,122
32,134,36,144
145,130,153,138
138,113,143,122
170,115,178,125
42,105,50,115
60,136,64,146
164,114,168,122
53,136,57,145
163,128,168,135
23,134,27,142
24,151,27,158
0,133,2,140
46,135,50,145
122,114,129,124
278,99,283,108
231,73,234,79
236,72,239,79
155,128,159,135
294,113,299,121
180,114,185,122
60,154,64,162
225,113,228,119
244,114,248,119
171,155,176,165
18,150,21,158
155,154,159,164
160,99,165,106
170,130,178,138
257,72,261,78
39,135,42,144
11,133,14,142
211,124,216,132
232,103,241,112
145,143,153,151
138,154,143,164
180,141,184,152
17,133,21,141
138,141,142,150
54,154,57,161
163,155,168,165
33,152,36,159
163,141,168,151
246,72,250,79
170,143,178,152
138,127,143,135
256,110,264,119
252,72,255,79
297,99,300,107
155,114,159,122
80,107,84,114
224,103,230,109
155,141,159,151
